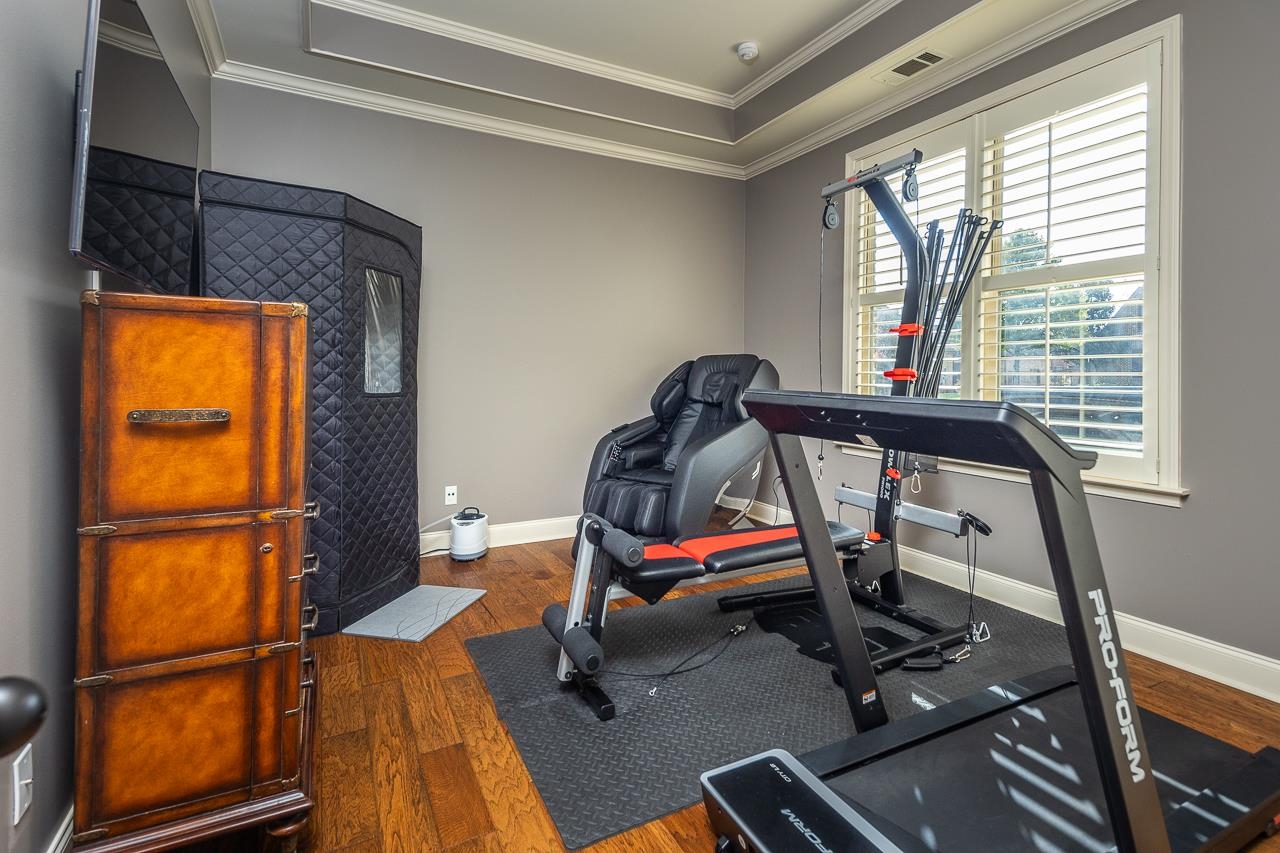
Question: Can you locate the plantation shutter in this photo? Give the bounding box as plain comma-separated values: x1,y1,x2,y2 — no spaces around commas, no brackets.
976,49,1158,480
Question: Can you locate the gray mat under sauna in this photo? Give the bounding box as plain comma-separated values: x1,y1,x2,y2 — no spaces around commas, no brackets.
465,573,1070,849
342,584,485,641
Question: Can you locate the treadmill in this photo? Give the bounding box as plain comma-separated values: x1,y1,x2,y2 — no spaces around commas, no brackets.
701,390,1280,853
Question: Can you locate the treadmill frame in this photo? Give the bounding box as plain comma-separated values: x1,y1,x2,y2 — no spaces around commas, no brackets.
753,391,1172,853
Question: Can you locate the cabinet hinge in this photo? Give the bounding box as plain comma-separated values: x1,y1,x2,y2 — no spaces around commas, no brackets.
72,829,109,843
268,641,302,655
269,509,303,519
77,524,117,536
73,675,113,688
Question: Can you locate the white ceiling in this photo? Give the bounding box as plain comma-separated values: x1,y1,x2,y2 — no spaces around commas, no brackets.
385,0,874,94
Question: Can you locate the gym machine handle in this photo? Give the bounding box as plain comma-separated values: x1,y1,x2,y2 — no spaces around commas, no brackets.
581,513,644,568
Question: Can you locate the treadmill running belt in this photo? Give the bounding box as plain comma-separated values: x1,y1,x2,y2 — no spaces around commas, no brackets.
826,687,1254,852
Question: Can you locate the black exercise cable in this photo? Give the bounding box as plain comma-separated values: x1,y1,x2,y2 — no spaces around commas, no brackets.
964,524,990,643
772,475,783,525
601,617,755,696
817,224,826,478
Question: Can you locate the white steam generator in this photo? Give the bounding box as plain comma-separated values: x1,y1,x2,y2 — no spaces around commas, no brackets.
449,506,489,561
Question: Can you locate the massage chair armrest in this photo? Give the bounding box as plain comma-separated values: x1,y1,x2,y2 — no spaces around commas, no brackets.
665,418,768,539
618,441,664,470
582,416,661,505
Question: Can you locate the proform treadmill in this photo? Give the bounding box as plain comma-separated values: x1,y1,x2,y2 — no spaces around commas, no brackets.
701,391,1280,853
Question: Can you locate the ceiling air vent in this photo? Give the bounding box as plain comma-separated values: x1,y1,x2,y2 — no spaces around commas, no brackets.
874,50,946,86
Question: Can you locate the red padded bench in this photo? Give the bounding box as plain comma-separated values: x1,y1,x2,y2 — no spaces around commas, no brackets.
544,516,865,720
621,522,864,584
612,521,865,600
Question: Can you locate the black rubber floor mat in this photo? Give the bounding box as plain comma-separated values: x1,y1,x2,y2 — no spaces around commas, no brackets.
756,603,918,662
465,573,1070,849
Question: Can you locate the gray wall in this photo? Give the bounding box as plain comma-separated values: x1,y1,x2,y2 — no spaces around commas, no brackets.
0,2,92,852
745,0,1280,658
136,0,213,170
209,81,746,529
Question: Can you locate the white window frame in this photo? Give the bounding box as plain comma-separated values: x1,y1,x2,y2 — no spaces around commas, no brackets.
840,17,1185,506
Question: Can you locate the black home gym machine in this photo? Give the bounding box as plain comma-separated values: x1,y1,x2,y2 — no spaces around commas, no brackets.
702,390,1280,852
719,148,1000,664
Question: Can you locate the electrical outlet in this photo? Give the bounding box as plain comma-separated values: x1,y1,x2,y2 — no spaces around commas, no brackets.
10,743,31,827
444,485,458,506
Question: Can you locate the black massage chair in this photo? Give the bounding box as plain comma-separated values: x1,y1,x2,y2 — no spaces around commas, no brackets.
580,354,780,544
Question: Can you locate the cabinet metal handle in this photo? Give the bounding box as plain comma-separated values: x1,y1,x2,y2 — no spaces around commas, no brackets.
285,656,316,718
302,500,321,520
288,553,319,583
127,408,231,424
299,655,317,691
301,605,319,632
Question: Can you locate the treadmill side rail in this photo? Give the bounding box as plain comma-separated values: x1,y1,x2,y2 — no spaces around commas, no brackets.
1163,746,1280,853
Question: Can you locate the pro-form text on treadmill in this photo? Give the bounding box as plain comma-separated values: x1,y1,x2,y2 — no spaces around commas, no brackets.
1087,588,1146,782
779,809,834,853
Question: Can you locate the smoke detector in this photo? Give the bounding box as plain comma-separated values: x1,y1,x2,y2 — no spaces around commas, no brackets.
873,49,947,86
735,41,759,63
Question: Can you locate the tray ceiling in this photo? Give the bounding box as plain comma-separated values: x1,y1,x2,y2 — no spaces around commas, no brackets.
187,0,1138,178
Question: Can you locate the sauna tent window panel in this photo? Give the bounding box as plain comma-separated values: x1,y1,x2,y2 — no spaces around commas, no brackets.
364,268,402,394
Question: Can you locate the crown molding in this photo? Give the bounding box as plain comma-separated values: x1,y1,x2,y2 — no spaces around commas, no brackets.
186,0,226,75
214,60,746,179
730,0,904,107
308,0,737,108
742,0,1142,178
98,20,164,61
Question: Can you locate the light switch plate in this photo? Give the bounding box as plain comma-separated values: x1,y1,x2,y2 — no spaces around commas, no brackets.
9,743,31,826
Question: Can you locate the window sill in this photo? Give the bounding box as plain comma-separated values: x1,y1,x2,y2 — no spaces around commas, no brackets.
836,442,1189,507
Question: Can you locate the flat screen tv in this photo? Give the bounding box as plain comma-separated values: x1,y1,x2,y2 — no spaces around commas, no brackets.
69,0,200,294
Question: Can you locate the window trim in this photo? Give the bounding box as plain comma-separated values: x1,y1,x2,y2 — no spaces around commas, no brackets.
839,16,1183,501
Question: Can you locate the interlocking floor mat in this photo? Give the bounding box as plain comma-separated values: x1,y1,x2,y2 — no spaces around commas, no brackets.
466,573,1070,849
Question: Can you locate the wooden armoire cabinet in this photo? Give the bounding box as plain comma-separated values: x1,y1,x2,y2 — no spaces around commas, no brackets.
73,291,318,851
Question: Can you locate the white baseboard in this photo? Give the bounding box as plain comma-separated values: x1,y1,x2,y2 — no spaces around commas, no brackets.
747,502,793,525
420,514,578,555
747,500,1280,703
43,807,73,853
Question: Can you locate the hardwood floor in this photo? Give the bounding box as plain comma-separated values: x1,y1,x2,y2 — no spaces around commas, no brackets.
183,538,1280,852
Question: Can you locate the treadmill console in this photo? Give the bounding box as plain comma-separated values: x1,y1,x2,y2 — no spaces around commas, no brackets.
700,749,919,852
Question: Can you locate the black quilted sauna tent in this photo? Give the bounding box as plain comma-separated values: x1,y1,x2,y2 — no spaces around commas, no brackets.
83,147,196,295
199,171,422,634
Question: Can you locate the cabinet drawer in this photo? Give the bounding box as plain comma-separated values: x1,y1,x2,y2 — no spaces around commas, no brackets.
80,295,309,523
74,653,302,839
79,521,300,675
